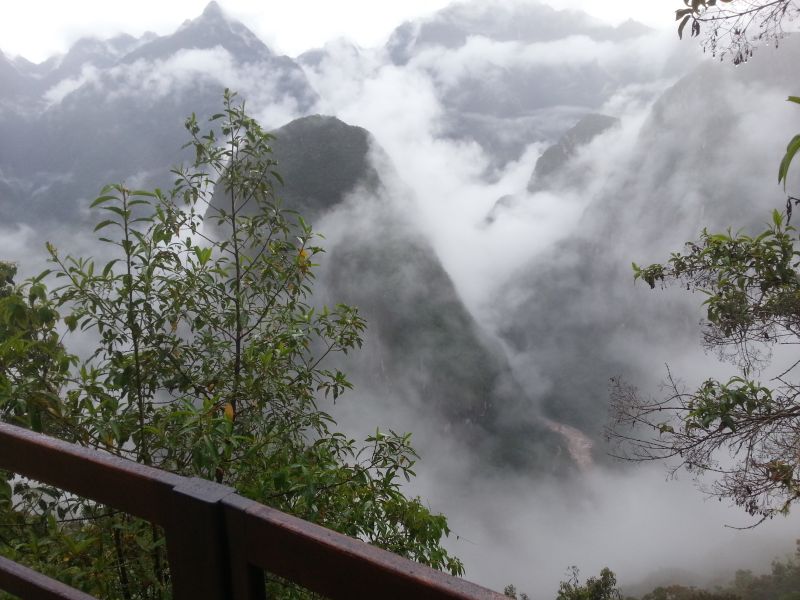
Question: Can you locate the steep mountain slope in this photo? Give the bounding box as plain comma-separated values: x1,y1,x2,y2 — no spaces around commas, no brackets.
123,2,271,64
0,51,28,101
492,36,800,448
386,1,649,64
381,0,658,166
0,2,317,229
485,112,620,223
527,113,619,192
266,115,383,223
208,114,570,469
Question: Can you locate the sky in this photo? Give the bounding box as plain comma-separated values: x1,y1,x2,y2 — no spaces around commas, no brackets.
0,0,674,62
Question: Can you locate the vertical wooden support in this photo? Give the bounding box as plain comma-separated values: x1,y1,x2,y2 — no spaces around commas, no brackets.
223,495,267,600
165,477,236,600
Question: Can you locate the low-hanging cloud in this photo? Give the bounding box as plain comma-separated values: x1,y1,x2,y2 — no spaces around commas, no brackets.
5,3,800,597
411,30,680,87
298,10,800,597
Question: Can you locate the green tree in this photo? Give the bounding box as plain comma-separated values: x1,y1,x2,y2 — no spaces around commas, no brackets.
556,567,622,600
612,209,800,522
0,91,462,598
639,585,739,600
608,0,800,527
609,70,800,523
726,542,800,600
504,583,531,599
0,261,73,434
632,540,800,599
506,568,623,600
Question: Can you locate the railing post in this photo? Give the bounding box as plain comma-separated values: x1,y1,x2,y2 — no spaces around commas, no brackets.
223,495,267,600
165,477,237,600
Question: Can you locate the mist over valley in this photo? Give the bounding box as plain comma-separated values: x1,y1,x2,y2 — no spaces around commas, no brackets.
2,2,800,596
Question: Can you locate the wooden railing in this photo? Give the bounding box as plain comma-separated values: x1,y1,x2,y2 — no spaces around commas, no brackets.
0,422,504,599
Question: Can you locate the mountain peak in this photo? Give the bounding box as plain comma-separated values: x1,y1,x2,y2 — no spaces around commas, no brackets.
201,1,225,19
121,0,279,65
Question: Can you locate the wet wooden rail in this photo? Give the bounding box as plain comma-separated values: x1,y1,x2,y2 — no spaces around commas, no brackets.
0,422,504,599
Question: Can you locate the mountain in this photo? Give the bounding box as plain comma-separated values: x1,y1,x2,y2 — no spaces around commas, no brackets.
0,51,28,101
117,2,316,110
382,0,660,167
485,112,620,223
491,36,800,446
208,114,571,469
386,0,650,65
40,35,143,88
0,2,318,230
123,2,271,64
526,113,619,192
0,0,718,474
298,39,362,69
0,3,571,471
265,115,383,222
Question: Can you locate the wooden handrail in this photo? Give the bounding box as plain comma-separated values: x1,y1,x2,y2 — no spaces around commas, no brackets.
0,556,96,600
0,423,183,522
223,493,503,600
0,422,505,600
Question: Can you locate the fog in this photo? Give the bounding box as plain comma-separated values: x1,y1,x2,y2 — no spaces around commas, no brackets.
300,9,800,596
3,2,800,598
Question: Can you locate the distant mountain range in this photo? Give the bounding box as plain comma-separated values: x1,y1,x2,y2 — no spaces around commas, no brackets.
2,0,794,477
387,1,650,64
379,1,654,166
491,36,800,441
1,1,594,471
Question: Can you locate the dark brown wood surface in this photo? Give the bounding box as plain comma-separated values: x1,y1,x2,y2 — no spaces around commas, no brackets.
222,494,506,600
0,555,97,600
0,423,180,523
0,421,506,599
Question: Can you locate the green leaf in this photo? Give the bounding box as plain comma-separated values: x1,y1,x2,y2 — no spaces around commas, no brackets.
64,314,78,331
102,205,129,218
90,194,118,208
93,219,117,232
0,91,463,584
101,260,119,277
779,134,800,188
193,246,212,266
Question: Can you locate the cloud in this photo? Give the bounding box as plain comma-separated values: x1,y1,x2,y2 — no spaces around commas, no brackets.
42,47,307,128
412,31,676,84
418,457,800,597
43,64,100,106
0,224,38,266
296,15,800,596
6,4,800,595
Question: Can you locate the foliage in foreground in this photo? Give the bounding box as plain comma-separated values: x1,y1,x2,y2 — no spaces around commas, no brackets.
612,209,800,522
608,83,800,523
672,0,799,65
0,91,462,599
